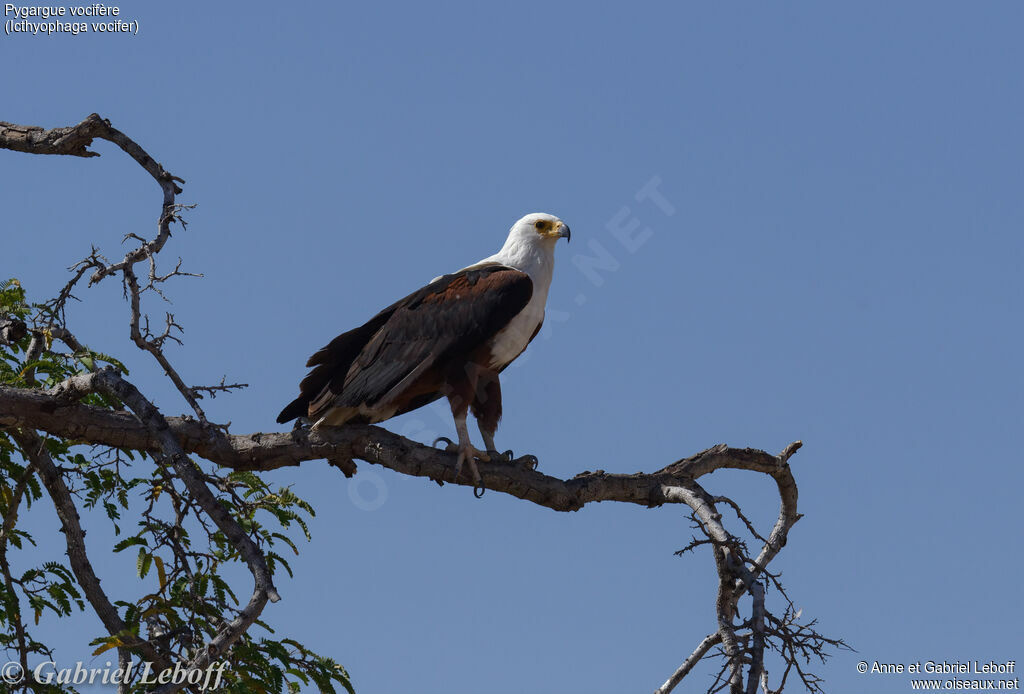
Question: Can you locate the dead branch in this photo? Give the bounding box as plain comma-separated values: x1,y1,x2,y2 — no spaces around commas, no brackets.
0,116,108,158
655,632,723,694
2,113,215,426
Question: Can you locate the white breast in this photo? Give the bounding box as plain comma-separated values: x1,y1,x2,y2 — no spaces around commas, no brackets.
487,285,547,369
463,229,557,370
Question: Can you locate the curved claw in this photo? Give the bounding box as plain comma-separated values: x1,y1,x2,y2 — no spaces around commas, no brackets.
485,449,512,464
517,454,539,470
473,482,486,498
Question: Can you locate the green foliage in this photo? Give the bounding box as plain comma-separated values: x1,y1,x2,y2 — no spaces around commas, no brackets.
1,280,354,693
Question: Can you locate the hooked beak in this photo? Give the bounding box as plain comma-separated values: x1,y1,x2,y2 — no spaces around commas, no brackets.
557,222,571,243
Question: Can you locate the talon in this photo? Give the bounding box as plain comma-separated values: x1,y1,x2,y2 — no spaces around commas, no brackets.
486,449,512,464
473,482,486,498
453,444,488,485
517,454,539,470
502,449,515,462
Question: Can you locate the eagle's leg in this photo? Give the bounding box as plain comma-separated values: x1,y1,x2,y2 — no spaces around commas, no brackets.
443,363,494,484
451,411,489,484
471,369,507,462
480,429,499,456
470,373,538,469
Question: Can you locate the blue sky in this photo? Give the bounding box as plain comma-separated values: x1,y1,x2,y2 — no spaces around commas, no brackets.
3,2,1022,692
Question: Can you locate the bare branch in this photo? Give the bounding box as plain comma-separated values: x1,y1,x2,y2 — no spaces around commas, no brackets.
746,579,767,694
655,632,722,694
43,256,103,325
0,114,108,158
2,115,217,426
1,381,800,512
123,261,213,421
0,381,359,476
713,495,769,545
191,377,249,400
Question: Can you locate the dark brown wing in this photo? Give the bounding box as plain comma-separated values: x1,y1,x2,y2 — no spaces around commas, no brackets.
275,309,392,423
276,265,533,423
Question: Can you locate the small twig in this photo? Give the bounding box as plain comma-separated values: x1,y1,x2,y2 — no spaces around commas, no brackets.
192,377,249,400
44,256,104,324
124,265,209,420
713,495,769,545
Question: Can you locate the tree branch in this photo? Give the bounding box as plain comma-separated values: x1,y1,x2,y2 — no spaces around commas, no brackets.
655,632,722,694
0,115,108,158
0,380,799,513
9,429,169,670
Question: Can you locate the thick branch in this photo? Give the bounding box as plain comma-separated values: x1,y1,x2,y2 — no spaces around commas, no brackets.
747,580,767,694
0,114,182,195
0,382,801,513
0,382,359,475
0,115,107,158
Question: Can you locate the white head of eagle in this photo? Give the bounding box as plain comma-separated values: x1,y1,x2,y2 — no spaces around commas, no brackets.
277,212,571,488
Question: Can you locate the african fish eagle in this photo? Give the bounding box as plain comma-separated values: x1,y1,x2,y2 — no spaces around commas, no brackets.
276,212,571,486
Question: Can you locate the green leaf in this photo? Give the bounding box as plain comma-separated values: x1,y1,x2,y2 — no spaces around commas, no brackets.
113,536,148,553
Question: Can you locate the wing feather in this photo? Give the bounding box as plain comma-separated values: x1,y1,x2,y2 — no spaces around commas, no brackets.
276,264,533,424
334,266,532,411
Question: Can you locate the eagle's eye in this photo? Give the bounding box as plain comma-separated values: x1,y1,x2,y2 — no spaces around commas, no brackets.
535,220,550,231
